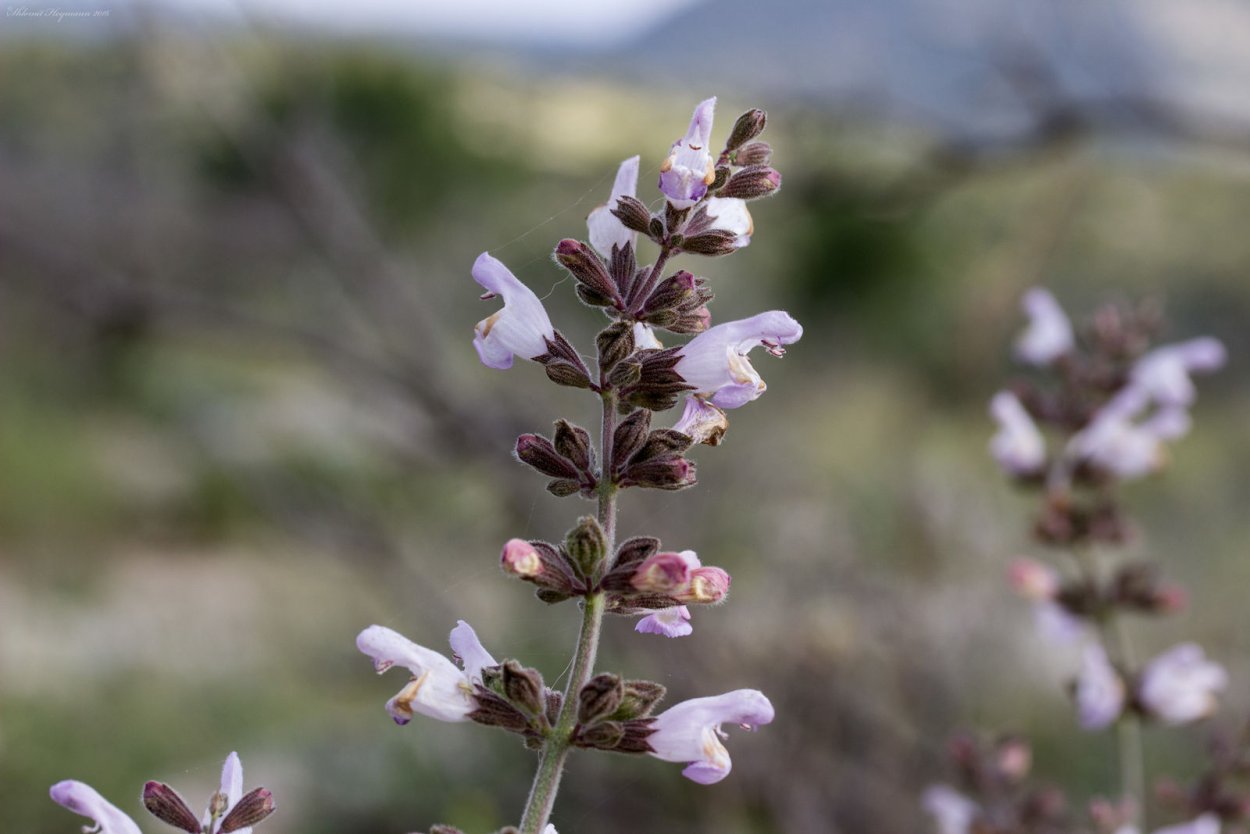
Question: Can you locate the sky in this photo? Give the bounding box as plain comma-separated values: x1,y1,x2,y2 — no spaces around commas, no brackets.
133,0,705,45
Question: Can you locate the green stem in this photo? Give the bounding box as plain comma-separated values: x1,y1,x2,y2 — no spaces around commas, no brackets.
1070,545,1146,825
518,391,618,833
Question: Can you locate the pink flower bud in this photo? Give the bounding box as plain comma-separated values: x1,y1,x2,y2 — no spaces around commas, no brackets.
676,567,731,604
501,538,543,578
631,551,693,594
1008,558,1059,600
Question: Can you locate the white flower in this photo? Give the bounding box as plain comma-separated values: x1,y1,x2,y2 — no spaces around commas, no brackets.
1076,644,1125,730
1138,644,1227,725
1016,288,1074,366
647,689,774,784
704,197,753,248
49,781,141,834
989,391,1046,475
472,252,556,370
1151,814,1221,834
675,311,803,409
1131,338,1225,408
922,784,979,834
356,621,497,724
659,97,717,209
587,155,640,256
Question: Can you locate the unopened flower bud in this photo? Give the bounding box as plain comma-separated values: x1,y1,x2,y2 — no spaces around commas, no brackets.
676,566,731,603
578,673,625,724
725,109,767,151
555,239,619,305
642,271,698,315
566,516,608,576
515,434,578,479
596,322,635,375
631,551,692,593
680,230,740,257
611,409,652,476
209,791,229,819
1008,558,1059,600
542,358,593,389
501,539,543,578
503,660,546,716
623,455,697,490
994,736,1032,782
618,680,667,719
575,720,625,750
553,419,593,473
142,782,201,834
611,195,653,235
720,166,781,200
219,787,276,833
734,141,772,167
1155,583,1188,614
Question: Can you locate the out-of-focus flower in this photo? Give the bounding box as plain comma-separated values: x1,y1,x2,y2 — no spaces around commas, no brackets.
635,605,692,638
1008,558,1083,643
989,391,1046,475
922,785,979,834
50,781,141,834
672,396,729,446
675,311,802,409
647,689,774,784
704,197,753,248
1130,338,1225,408
1076,644,1125,730
1069,398,1188,480
357,621,496,724
1016,288,1074,366
472,252,555,370
1150,815,1221,834
587,155,640,256
1138,644,1227,725
659,98,717,209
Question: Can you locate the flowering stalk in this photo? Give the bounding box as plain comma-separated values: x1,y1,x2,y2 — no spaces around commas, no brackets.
355,99,792,834
517,391,616,833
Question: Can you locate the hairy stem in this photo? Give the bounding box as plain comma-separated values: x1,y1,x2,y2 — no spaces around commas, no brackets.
518,391,618,833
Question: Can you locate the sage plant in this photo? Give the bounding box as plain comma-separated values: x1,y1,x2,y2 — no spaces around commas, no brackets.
357,98,794,833
927,291,1234,834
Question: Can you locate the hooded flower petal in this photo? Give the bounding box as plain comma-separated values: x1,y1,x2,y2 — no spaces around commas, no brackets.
648,689,774,784
1076,644,1125,730
357,624,491,724
1138,644,1227,725
588,155,640,256
1015,288,1074,366
50,781,142,834
448,619,498,683
659,98,717,209
922,784,979,834
704,197,753,248
989,391,1046,475
635,605,693,638
675,311,802,409
472,252,556,370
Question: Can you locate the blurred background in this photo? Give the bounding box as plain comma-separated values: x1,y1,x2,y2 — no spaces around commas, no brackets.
3,1,1250,832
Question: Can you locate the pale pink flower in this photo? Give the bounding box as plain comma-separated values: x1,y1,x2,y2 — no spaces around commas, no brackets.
587,155,640,256
1130,338,1225,408
635,605,693,638
472,252,555,370
922,784,979,834
49,781,141,834
1138,644,1227,725
659,97,717,209
356,621,496,724
1016,288,1074,366
675,311,803,409
989,391,1046,475
647,689,774,784
1076,644,1125,730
